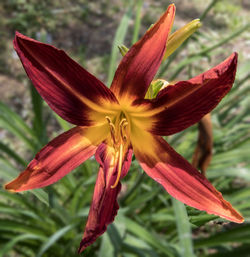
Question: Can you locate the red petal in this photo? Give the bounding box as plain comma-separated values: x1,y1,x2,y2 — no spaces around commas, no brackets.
132,130,243,223
78,142,132,253
110,4,175,102
5,125,108,191
14,32,117,126
137,53,237,135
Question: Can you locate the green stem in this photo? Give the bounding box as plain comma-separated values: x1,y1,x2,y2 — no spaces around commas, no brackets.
190,23,250,57
199,0,220,21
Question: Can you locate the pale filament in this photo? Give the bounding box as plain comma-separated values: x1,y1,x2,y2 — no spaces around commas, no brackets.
105,116,129,189
111,143,123,189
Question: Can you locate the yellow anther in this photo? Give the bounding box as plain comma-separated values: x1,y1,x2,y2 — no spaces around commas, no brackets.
120,119,128,142
119,118,127,126
106,116,117,144
111,143,123,189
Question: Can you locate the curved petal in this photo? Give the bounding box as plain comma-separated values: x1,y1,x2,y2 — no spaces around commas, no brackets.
135,53,237,136
5,125,109,191
110,4,175,102
14,32,118,126
131,129,243,223
78,141,133,253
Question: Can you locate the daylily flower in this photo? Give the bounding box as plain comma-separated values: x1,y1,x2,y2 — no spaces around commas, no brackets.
5,4,243,253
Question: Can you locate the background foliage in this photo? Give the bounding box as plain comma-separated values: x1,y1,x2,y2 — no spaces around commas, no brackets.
0,0,249,256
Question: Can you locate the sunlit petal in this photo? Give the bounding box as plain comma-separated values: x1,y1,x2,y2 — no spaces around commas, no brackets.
110,4,175,102
14,32,118,126
5,125,109,191
131,129,243,223
134,53,237,135
78,141,133,253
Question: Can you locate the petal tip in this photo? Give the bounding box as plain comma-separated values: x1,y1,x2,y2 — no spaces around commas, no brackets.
233,51,238,57
4,182,17,193
233,214,244,224
15,31,25,41
167,3,176,14
168,3,176,9
77,234,98,254
78,244,84,254
15,31,21,36
231,51,238,61
238,217,245,223
229,52,238,66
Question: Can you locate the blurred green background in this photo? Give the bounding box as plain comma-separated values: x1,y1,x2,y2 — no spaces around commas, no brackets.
0,0,249,256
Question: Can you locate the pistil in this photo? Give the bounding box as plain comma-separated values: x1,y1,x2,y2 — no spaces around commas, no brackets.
111,143,123,188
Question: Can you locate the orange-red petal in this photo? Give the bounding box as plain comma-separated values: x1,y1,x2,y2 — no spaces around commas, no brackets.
131,130,243,223
110,4,175,102
5,125,109,192
14,32,117,126
78,142,133,253
137,53,237,136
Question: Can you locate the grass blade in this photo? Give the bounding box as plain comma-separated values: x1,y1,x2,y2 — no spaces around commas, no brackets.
124,217,176,257
131,0,143,44
0,141,27,166
0,234,46,257
107,3,132,86
172,198,195,257
36,224,76,257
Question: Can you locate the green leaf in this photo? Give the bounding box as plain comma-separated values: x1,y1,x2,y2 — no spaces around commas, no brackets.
123,234,160,257
172,198,195,257
0,102,37,150
0,219,47,235
131,0,143,44
29,189,49,206
124,217,176,257
0,141,27,166
194,224,250,248
0,234,46,257
189,213,217,227
99,232,115,257
0,156,19,180
36,224,76,257
30,84,48,147
206,244,250,257
54,113,72,131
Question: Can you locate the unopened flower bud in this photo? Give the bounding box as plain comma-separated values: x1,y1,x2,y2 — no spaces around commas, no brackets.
163,19,202,60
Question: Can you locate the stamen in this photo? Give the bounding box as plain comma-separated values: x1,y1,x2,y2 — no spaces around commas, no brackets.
111,143,123,189
119,118,127,127
120,120,128,142
105,115,129,189
106,116,117,144
105,116,112,124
